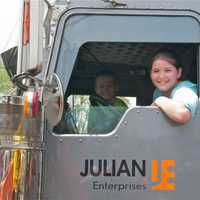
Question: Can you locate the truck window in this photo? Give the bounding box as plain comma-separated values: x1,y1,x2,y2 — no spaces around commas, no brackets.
53,42,198,135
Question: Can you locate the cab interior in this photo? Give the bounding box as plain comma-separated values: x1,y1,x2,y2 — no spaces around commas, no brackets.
53,42,198,134
66,42,198,106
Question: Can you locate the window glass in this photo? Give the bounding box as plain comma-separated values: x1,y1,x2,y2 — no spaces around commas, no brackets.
54,94,133,134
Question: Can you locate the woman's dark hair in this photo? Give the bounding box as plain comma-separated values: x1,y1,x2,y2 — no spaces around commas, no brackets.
151,48,182,70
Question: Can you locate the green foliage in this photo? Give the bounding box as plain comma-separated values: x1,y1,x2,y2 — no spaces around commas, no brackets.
0,64,13,93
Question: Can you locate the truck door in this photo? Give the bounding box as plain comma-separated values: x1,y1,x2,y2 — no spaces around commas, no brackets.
42,8,200,200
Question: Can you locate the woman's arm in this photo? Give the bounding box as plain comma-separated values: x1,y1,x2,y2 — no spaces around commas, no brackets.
152,96,191,124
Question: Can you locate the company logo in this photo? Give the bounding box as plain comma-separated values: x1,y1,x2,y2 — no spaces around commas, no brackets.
151,160,175,191
80,159,175,192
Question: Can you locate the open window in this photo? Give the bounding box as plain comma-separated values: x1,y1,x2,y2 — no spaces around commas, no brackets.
48,9,199,135
53,42,198,134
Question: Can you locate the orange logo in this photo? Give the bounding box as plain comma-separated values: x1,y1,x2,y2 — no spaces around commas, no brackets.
151,160,175,191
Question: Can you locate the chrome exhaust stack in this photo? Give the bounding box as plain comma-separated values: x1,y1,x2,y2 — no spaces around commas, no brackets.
0,95,42,200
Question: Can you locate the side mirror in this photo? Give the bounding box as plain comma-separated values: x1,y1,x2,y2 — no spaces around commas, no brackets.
42,73,64,126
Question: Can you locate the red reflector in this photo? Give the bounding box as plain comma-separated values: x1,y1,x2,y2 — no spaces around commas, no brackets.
32,92,38,117
23,1,30,45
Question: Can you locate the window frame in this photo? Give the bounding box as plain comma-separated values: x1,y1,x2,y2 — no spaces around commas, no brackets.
45,8,200,136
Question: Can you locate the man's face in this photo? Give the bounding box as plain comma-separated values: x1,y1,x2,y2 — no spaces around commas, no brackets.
95,76,117,103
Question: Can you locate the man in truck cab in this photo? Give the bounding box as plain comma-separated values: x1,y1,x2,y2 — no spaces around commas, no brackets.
88,70,128,134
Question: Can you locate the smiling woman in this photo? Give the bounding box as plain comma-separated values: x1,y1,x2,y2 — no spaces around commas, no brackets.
150,49,198,124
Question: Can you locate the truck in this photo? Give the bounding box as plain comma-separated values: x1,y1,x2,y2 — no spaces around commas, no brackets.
0,0,200,199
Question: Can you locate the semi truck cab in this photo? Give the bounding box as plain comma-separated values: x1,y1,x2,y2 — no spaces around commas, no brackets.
0,1,200,200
